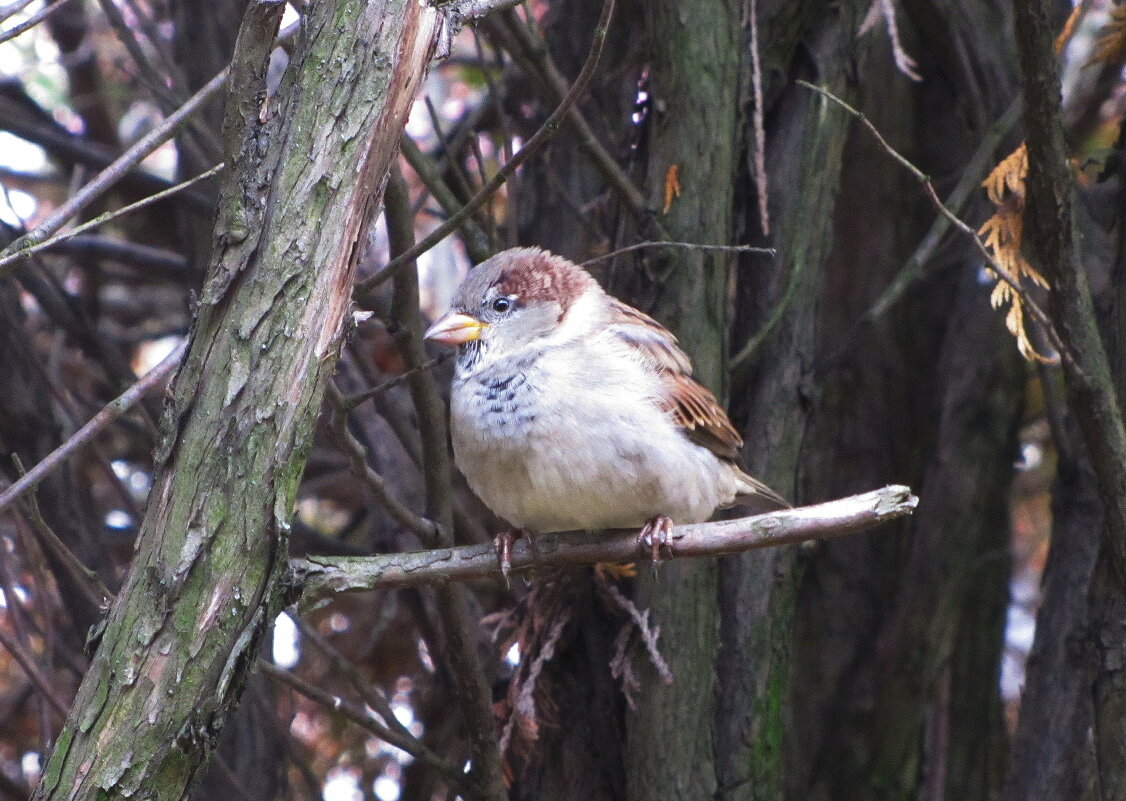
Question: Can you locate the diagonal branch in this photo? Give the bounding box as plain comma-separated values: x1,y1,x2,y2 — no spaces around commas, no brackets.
0,341,186,518
294,485,918,603
259,660,469,792
796,80,1069,365
355,0,616,295
386,165,508,801
0,69,230,277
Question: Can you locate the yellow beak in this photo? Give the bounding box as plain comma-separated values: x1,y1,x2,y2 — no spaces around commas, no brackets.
424,312,488,346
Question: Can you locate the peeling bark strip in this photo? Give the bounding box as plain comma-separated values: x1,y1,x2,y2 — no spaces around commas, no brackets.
32,3,442,800
294,487,919,602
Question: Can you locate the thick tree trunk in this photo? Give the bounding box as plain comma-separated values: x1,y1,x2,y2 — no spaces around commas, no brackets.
718,1,865,797
609,2,742,799
32,2,441,798
738,1,1022,799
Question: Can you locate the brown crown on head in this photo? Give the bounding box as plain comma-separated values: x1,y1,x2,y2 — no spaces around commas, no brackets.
486,248,595,311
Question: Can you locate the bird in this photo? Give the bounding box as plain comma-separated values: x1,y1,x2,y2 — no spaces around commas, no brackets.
424,247,789,576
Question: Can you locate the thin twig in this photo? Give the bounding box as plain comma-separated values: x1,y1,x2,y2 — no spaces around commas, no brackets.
294,618,409,740
423,94,485,237
0,0,78,47
796,80,1069,364
400,136,492,262
386,166,509,801
0,341,187,518
777,102,1024,375
0,0,39,25
260,660,469,792
325,384,440,544
295,486,918,601
746,0,770,234
93,0,220,164
0,68,230,276
0,164,224,272
0,623,69,717
342,344,492,546
864,99,1022,321
473,25,514,248
356,0,618,296
343,356,446,412
581,241,774,268
15,464,112,608
492,8,659,230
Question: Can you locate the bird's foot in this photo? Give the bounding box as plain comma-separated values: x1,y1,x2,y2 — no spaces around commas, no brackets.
595,562,638,580
637,515,674,569
493,528,534,585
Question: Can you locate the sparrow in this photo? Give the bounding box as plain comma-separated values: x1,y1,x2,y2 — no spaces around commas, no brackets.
424,247,789,574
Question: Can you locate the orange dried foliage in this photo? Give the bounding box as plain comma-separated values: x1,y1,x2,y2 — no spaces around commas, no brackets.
1054,2,1084,54
979,143,1053,362
663,164,681,213
1088,4,1126,68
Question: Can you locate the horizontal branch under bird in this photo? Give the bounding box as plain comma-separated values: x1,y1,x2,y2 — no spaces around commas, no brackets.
294,485,917,605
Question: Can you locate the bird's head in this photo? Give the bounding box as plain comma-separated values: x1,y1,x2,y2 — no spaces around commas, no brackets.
424,247,598,368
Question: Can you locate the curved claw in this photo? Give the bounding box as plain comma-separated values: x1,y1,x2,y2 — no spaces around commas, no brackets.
637,515,674,569
493,529,536,586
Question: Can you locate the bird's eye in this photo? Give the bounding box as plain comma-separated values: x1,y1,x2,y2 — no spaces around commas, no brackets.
491,297,513,313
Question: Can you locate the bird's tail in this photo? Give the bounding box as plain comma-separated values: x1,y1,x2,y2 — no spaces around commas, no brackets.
733,469,791,511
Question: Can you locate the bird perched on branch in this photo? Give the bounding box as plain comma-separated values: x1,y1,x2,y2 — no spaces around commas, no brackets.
425,247,788,576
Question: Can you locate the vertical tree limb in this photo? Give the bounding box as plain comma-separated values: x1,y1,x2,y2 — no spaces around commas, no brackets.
1013,0,1126,795
386,168,508,800
613,3,742,799
1014,0,1126,573
32,1,443,798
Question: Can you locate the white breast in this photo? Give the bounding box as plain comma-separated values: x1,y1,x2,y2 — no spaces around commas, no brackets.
449,333,740,533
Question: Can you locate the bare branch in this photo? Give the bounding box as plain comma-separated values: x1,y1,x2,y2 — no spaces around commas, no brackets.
0,0,79,48
0,341,187,518
356,0,617,295
260,661,469,793
0,69,230,276
386,165,508,801
3,164,224,270
581,241,774,268
399,135,493,262
295,486,918,603
796,80,1068,365
343,356,446,411
864,99,1022,321
17,476,112,608
325,383,440,544
746,0,770,234
490,8,658,230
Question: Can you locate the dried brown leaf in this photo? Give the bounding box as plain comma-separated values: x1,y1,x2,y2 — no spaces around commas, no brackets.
979,142,1055,362
1088,5,1126,68
1055,2,1085,54
981,144,1028,205
663,164,681,214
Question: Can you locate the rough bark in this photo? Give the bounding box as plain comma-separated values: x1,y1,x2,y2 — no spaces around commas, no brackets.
32,1,441,798
1012,0,1126,796
1015,0,1126,570
592,3,744,800
999,409,1100,801
173,0,252,280
717,2,867,798
760,1,1024,799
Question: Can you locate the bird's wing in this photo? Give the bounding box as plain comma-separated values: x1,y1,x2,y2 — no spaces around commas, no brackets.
605,298,744,461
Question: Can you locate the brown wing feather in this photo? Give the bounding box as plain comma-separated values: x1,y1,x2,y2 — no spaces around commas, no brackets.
606,298,744,461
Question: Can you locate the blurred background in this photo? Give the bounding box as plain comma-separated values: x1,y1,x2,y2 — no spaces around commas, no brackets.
0,1,1123,800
